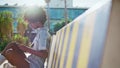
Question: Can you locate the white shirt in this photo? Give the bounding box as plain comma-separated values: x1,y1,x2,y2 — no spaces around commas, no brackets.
32,27,49,50
28,27,50,68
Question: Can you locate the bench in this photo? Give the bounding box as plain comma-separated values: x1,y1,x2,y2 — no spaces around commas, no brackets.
47,0,120,68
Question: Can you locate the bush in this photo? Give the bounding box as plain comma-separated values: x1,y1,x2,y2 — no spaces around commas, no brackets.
17,17,28,36
12,34,28,45
0,11,28,52
54,19,72,33
0,39,11,52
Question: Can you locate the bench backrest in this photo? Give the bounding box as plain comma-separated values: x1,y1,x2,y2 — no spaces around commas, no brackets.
48,0,120,68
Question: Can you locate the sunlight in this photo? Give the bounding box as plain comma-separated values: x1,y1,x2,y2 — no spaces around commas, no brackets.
0,0,46,6
23,0,46,6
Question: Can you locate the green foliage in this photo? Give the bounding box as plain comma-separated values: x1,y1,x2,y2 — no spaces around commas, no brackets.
0,39,11,52
0,11,13,51
0,11,13,39
54,19,72,32
0,11,29,51
12,34,28,45
17,14,28,36
16,14,29,45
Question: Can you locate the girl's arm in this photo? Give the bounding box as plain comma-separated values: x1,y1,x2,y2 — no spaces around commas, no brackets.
18,45,48,58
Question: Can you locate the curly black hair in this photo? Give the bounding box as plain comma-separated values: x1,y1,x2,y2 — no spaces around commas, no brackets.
24,7,47,25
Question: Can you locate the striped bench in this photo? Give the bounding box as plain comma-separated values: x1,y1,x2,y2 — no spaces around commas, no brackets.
47,0,120,68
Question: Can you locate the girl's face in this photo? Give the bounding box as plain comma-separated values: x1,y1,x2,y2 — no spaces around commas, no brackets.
29,22,38,29
25,19,43,29
28,21,43,29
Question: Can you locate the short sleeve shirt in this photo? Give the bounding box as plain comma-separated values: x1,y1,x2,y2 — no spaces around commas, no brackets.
32,27,50,50
28,27,50,68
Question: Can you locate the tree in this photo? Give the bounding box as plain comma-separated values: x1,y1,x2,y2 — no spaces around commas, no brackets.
0,11,13,40
0,11,13,51
15,13,28,45
17,17,27,36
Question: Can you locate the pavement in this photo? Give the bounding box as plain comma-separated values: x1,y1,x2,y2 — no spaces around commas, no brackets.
0,60,8,68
